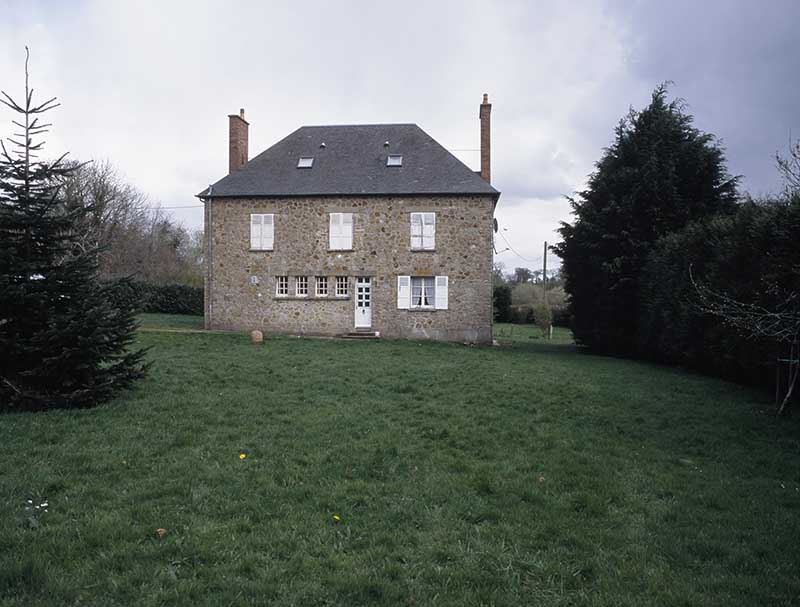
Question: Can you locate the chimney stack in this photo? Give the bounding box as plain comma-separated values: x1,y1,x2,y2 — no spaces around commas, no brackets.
479,93,491,183
228,108,249,175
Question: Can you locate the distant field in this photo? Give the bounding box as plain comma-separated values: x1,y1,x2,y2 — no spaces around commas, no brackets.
1,320,798,606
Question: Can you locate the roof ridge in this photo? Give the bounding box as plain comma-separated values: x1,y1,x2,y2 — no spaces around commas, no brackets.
299,123,419,129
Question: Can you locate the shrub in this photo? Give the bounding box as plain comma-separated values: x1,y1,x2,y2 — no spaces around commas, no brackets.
533,303,553,336
638,195,800,387
105,280,204,316
508,305,534,324
493,285,512,322
551,306,571,328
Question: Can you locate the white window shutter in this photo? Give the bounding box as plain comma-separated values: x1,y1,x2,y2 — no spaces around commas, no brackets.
250,214,262,249
329,213,340,249
263,214,274,249
423,213,436,250
342,213,353,249
397,276,411,309
410,213,423,249
435,275,448,310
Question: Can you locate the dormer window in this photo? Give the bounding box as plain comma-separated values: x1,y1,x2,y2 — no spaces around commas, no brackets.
387,154,403,167
297,157,314,168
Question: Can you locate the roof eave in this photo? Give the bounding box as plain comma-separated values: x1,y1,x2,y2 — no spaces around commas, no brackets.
199,190,499,200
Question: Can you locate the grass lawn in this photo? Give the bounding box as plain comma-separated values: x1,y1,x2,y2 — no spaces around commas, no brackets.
1,317,799,606
137,313,205,331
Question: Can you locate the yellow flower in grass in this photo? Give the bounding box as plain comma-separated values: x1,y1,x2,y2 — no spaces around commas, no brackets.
239,453,247,460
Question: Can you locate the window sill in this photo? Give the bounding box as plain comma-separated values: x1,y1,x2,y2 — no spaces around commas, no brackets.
273,295,350,301
410,248,436,253
408,307,437,312
328,249,354,253
249,248,274,252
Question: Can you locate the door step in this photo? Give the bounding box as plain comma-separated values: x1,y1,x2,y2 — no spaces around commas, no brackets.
340,331,380,340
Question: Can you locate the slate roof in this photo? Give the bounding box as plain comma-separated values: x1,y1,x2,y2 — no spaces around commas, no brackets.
198,124,499,199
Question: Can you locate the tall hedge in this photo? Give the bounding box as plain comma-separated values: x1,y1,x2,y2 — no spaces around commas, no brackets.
106,281,204,316
638,195,800,385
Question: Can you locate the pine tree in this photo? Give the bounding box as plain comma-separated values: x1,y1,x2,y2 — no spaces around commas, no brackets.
0,48,147,411
553,85,739,355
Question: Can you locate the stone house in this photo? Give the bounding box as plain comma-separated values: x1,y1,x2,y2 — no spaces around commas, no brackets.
199,95,500,343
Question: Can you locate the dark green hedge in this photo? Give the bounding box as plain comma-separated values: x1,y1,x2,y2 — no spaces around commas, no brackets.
493,285,512,322
105,280,203,316
638,195,800,386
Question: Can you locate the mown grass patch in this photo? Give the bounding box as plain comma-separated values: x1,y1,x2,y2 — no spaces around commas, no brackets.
137,313,204,330
1,325,798,606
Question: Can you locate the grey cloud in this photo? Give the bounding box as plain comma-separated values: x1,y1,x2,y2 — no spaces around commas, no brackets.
1,0,796,274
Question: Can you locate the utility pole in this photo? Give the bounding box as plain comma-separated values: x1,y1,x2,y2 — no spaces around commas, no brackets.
543,241,552,340
542,241,548,307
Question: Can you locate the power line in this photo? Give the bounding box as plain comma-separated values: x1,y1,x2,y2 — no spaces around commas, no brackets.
496,230,542,264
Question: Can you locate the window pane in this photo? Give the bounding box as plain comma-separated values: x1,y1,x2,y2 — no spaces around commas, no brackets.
425,278,435,307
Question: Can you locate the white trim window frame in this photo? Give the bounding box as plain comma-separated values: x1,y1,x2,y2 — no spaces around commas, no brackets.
335,276,349,297
276,275,289,297
315,276,329,297
410,277,436,309
295,276,308,297
410,212,435,250
250,213,274,250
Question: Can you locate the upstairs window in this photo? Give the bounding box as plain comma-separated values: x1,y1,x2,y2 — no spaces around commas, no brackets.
316,276,329,297
329,212,353,250
276,276,288,296
295,276,308,297
335,276,349,297
297,157,314,168
387,154,403,167
250,214,274,250
410,212,435,250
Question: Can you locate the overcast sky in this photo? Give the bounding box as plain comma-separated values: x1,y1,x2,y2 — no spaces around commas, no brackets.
1,0,798,272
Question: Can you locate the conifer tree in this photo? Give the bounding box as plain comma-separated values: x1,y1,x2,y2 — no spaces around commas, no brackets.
554,85,739,355
0,48,147,411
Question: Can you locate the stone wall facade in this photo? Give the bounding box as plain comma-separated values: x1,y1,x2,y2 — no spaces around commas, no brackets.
204,194,495,343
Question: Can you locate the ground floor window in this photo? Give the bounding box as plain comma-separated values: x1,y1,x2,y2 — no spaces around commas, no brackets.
276,276,289,296
398,275,448,310
411,277,435,308
335,276,349,296
295,276,308,296
316,276,328,297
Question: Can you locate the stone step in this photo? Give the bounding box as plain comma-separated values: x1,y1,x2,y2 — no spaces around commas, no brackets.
340,331,380,340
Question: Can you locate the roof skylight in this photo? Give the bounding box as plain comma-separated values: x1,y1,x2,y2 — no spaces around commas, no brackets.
297,157,314,168
387,154,403,167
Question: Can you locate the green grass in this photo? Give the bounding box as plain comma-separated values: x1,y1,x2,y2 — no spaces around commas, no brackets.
1,324,799,606
493,322,574,345
137,313,204,330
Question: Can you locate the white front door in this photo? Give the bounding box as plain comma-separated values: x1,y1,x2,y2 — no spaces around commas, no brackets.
355,277,372,328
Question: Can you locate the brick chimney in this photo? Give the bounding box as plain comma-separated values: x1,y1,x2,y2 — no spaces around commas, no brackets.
228,108,249,174
479,93,491,183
